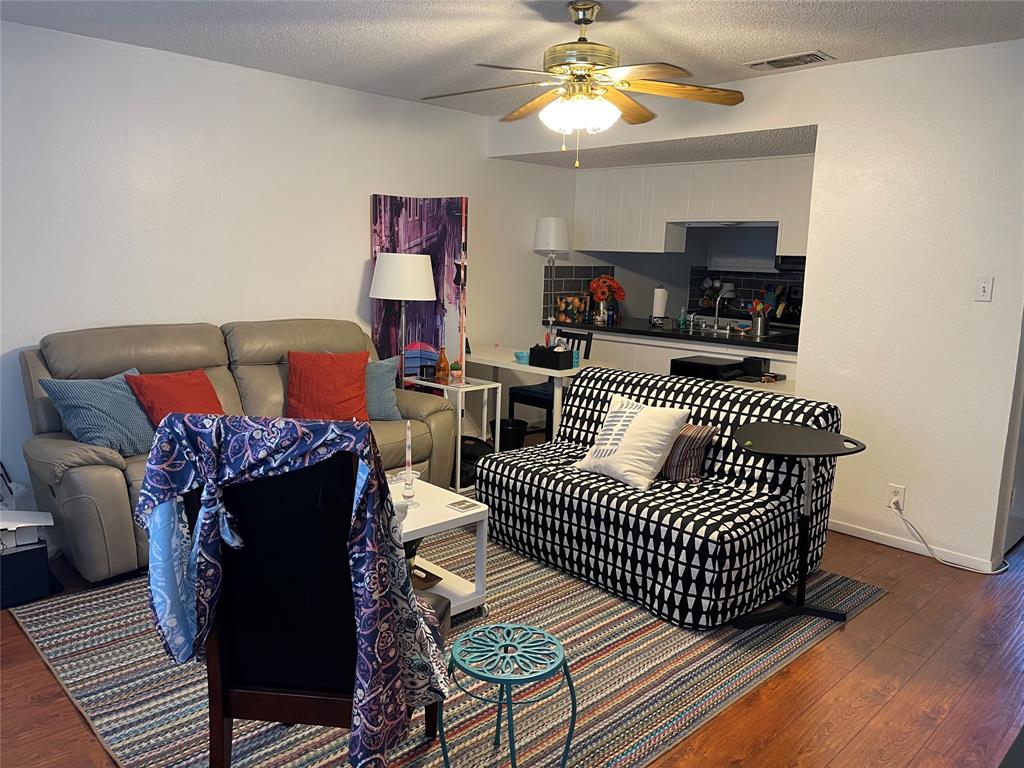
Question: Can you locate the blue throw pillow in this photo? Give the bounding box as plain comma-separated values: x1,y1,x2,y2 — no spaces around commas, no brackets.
366,357,403,421
40,369,156,456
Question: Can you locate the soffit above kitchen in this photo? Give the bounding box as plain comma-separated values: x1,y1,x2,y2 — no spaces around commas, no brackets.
499,125,817,168
3,1,1023,118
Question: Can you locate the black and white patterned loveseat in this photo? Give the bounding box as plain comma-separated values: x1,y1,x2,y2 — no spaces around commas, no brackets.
475,367,842,629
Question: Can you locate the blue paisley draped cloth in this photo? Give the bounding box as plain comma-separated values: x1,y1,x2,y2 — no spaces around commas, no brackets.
132,414,451,768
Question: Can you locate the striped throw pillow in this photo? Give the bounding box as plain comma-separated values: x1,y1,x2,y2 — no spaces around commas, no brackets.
40,369,155,456
658,423,720,484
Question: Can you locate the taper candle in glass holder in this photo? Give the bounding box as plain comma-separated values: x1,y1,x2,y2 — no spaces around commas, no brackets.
401,419,419,508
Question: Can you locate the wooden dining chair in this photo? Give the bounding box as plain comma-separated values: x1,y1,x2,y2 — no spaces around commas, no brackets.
185,453,449,768
508,330,593,441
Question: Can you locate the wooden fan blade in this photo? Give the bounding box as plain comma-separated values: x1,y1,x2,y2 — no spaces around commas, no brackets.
595,62,692,81
422,81,558,101
500,89,562,122
477,63,560,78
620,79,744,106
602,88,656,124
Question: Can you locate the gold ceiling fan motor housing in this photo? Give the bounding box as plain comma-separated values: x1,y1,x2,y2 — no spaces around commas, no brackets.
543,40,619,75
544,2,618,77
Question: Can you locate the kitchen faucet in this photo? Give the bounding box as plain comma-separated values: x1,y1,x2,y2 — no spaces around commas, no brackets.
714,288,737,332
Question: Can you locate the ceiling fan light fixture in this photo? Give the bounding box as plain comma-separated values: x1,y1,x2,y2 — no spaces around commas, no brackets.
539,93,621,135
427,0,744,167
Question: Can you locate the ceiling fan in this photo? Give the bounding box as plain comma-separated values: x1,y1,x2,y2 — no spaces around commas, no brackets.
423,1,744,164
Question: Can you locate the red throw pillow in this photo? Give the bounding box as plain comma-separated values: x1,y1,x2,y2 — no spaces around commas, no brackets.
286,350,369,421
125,369,225,427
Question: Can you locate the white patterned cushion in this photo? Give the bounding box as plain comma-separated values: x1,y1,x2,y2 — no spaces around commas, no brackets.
573,395,690,490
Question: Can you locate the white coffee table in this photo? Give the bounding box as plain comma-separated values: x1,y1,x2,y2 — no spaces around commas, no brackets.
392,478,488,616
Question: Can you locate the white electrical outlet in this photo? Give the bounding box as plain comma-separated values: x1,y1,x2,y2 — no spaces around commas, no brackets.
888,483,906,509
974,275,994,302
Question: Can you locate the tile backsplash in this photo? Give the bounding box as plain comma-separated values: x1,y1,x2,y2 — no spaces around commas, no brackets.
543,265,615,319
689,266,805,322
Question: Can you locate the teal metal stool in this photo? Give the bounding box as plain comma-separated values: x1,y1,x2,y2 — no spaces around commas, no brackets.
439,623,577,768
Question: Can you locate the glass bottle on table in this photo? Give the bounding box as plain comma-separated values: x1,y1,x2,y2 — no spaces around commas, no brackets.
435,346,449,384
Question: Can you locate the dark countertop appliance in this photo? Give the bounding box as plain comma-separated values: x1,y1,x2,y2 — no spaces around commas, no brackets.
670,356,744,381
670,355,774,382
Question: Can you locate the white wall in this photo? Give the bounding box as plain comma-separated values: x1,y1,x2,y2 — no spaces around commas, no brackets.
0,22,574,484
494,40,1024,571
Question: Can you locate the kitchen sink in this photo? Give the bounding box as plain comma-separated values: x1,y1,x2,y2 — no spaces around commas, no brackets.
686,328,733,336
683,326,796,340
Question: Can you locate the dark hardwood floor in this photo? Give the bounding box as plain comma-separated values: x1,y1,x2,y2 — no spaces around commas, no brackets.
2,534,1022,768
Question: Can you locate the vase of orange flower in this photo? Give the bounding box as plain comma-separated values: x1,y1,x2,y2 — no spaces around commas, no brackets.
589,274,625,326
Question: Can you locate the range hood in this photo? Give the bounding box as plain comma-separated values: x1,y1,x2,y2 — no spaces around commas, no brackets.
683,221,778,228
682,222,780,273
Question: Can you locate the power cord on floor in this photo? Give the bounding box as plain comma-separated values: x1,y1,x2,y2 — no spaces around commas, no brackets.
888,497,1009,575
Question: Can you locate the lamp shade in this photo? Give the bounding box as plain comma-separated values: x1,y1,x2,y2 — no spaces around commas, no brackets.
533,217,570,254
368,252,436,301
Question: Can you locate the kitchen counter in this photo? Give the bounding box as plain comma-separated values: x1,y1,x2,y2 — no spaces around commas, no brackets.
553,316,799,353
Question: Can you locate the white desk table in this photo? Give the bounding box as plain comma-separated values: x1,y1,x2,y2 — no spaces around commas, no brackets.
404,376,501,493
465,345,601,437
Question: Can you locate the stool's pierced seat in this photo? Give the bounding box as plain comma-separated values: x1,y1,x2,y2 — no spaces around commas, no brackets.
452,624,564,684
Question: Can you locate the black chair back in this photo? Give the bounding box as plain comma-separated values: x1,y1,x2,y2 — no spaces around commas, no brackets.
217,453,358,694
557,329,593,360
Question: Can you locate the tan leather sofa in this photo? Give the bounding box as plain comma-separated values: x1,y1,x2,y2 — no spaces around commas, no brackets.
20,319,456,583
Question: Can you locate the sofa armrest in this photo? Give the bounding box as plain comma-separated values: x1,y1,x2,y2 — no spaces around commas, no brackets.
23,432,128,486
394,388,454,421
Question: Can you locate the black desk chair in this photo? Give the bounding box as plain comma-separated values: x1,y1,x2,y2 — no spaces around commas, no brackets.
188,454,450,768
508,330,593,441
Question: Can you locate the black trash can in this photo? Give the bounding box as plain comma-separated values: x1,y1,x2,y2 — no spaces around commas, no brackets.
489,418,528,452
452,435,494,488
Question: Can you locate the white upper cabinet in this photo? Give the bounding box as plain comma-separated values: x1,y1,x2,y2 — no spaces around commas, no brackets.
572,155,814,256
774,155,815,256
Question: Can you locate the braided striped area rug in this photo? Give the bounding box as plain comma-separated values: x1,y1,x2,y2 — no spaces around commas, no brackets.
12,530,882,767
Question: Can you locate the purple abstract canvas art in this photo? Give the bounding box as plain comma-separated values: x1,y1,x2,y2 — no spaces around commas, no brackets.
371,195,467,375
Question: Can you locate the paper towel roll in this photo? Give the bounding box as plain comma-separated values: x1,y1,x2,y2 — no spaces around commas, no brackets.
652,285,669,317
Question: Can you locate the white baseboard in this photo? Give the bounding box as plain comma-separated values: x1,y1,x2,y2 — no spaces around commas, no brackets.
827,519,1000,573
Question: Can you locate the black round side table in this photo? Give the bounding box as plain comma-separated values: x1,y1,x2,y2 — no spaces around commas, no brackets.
732,422,866,629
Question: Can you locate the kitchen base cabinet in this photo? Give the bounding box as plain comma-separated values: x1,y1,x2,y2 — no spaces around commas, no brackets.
588,333,798,396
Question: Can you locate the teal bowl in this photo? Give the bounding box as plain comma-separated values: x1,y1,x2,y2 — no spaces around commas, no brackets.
513,351,530,364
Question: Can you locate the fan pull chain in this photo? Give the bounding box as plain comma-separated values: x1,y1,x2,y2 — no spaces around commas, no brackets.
561,135,566,152
575,129,581,168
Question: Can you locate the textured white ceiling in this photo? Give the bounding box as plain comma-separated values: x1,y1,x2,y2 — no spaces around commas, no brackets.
3,1,1023,117
501,125,817,167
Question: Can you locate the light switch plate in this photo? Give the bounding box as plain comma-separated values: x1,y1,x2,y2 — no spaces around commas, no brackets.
974,275,994,302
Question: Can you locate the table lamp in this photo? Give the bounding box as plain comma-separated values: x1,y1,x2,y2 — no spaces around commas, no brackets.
533,217,570,335
369,252,436,379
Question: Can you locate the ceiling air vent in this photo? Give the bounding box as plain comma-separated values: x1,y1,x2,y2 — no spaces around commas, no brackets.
743,50,835,72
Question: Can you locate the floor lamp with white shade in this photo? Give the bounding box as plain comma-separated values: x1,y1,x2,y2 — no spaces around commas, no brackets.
369,252,437,381
534,217,570,340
